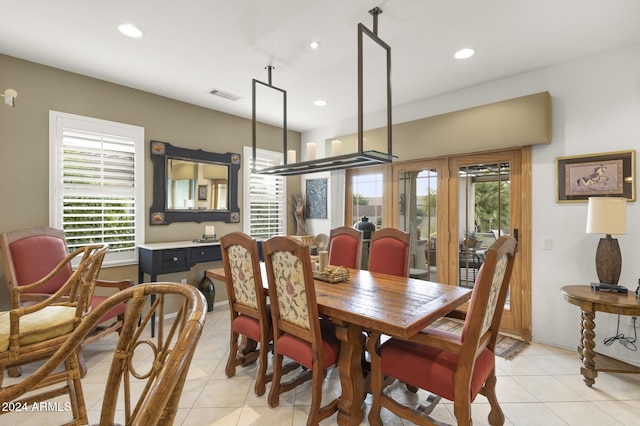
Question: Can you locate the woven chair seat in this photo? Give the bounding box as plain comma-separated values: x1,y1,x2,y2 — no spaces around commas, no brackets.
0,305,76,351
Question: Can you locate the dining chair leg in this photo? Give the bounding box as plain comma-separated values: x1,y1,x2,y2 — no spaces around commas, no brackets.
452,396,472,426
254,338,270,396
307,367,324,425
267,351,284,408
225,330,240,377
366,332,384,426
482,369,505,425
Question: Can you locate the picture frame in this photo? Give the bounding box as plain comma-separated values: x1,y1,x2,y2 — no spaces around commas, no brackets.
305,178,328,218
556,150,635,202
197,184,207,201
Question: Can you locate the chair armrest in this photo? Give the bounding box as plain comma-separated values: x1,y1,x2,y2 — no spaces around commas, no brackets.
96,279,133,292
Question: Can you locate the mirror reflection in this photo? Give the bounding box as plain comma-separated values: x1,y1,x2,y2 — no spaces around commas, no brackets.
167,159,229,211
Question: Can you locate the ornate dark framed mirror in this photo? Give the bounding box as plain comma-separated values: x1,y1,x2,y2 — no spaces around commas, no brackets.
150,140,240,225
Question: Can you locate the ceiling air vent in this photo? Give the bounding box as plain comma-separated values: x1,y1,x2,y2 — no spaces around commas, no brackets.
209,88,242,101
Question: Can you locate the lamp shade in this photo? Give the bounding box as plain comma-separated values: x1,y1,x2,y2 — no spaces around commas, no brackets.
586,197,626,235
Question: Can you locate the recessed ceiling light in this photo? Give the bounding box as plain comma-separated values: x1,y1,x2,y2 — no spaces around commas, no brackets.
454,48,475,59
118,23,144,38
309,41,321,50
314,99,327,106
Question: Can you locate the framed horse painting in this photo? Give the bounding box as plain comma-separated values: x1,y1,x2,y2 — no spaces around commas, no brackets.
556,150,635,202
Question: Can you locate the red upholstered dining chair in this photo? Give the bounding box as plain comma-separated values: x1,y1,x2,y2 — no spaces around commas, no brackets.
328,226,363,269
366,236,518,426
219,232,272,396
262,236,340,425
367,228,411,277
0,226,132,376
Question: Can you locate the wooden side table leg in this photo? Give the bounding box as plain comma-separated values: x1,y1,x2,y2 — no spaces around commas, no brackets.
577,314,585,361
580,310,597,387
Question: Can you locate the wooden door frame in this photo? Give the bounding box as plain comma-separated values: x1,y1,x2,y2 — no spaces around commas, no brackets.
346,148,531,340
447,148,531,339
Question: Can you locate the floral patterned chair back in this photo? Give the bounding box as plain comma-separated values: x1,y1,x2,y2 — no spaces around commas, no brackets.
262,236,340,424
220,232,273,396
270,249,311,329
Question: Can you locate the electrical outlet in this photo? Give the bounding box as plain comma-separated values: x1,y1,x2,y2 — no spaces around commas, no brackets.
180,278,187,285
543,237,552,250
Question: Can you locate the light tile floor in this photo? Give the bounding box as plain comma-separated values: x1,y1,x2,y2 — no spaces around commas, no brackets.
4,304,640,425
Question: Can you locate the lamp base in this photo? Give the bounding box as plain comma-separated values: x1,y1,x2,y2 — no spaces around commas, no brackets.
595,235,621,285
591,282,628,293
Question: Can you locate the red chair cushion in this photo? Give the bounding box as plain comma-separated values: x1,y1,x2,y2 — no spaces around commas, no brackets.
368,237,408,276
232,315,261,342
328,234,358,269
232,312,273,343
380,334,495,402
90,295,126,325
274,318,340,370
10,235,71,294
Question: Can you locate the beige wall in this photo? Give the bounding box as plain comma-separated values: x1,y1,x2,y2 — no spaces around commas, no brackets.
0,54,301,308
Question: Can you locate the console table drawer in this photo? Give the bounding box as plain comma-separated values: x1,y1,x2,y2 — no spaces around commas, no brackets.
161,250,187,272
189,245,220,264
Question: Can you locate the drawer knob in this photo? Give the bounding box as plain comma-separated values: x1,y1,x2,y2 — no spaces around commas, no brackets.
172,257,178,262
200,251,205,255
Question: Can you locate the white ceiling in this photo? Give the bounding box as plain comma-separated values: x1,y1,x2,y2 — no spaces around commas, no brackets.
1,0,640,132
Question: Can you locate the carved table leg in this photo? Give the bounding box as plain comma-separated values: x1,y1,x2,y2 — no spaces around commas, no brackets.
580,310,597,387
333,320,365,426
577,313,585,361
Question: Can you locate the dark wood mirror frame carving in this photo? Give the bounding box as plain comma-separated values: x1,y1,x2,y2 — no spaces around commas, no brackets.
150,140,240,225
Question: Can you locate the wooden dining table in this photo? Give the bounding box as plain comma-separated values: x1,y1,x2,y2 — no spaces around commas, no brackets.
207,265,471,426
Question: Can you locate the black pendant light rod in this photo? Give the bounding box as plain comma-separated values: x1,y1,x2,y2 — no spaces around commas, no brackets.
266,65,274,85
253,8,394,176
370,7,382,36
252,65,287,171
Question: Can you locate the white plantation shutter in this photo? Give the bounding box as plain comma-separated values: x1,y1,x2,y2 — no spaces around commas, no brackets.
243,146,286,239
50,111,144,266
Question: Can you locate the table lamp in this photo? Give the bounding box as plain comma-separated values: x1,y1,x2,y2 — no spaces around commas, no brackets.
586,197,627,285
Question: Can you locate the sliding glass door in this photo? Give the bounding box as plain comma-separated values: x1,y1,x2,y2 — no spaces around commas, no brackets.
394,160,445,282
448,150,528,336
389,149,530,338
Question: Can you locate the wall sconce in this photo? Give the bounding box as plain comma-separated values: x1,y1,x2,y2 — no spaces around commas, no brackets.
1,88,17,107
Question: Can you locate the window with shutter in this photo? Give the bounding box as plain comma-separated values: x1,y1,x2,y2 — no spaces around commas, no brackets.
49,111,144,266
243,146,286,239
